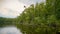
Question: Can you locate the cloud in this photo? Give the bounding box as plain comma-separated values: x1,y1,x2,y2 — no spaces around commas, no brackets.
19,0,45,5
0,0,26,18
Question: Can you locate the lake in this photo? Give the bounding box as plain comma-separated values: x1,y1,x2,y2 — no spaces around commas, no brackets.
0,26,22,34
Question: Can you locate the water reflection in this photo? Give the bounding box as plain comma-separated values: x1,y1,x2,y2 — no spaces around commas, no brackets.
0,26,22,34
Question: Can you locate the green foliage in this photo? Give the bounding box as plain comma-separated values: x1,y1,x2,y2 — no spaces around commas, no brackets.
0,17,16,26
16,0,60,34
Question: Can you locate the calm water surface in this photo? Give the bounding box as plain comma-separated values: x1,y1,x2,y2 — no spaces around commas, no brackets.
0,26,22,34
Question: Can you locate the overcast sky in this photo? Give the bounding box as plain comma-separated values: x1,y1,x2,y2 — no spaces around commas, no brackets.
0,0,45,18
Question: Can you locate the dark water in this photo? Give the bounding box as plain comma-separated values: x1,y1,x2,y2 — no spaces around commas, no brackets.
0,26,22,34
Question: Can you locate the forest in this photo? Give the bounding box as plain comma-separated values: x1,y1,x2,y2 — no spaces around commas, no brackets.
0,0,60,34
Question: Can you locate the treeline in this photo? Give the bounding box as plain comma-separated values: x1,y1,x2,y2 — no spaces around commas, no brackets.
0,17,16,26
0,0,60,34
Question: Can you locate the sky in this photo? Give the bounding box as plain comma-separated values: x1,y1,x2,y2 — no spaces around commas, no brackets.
0,0,45,18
